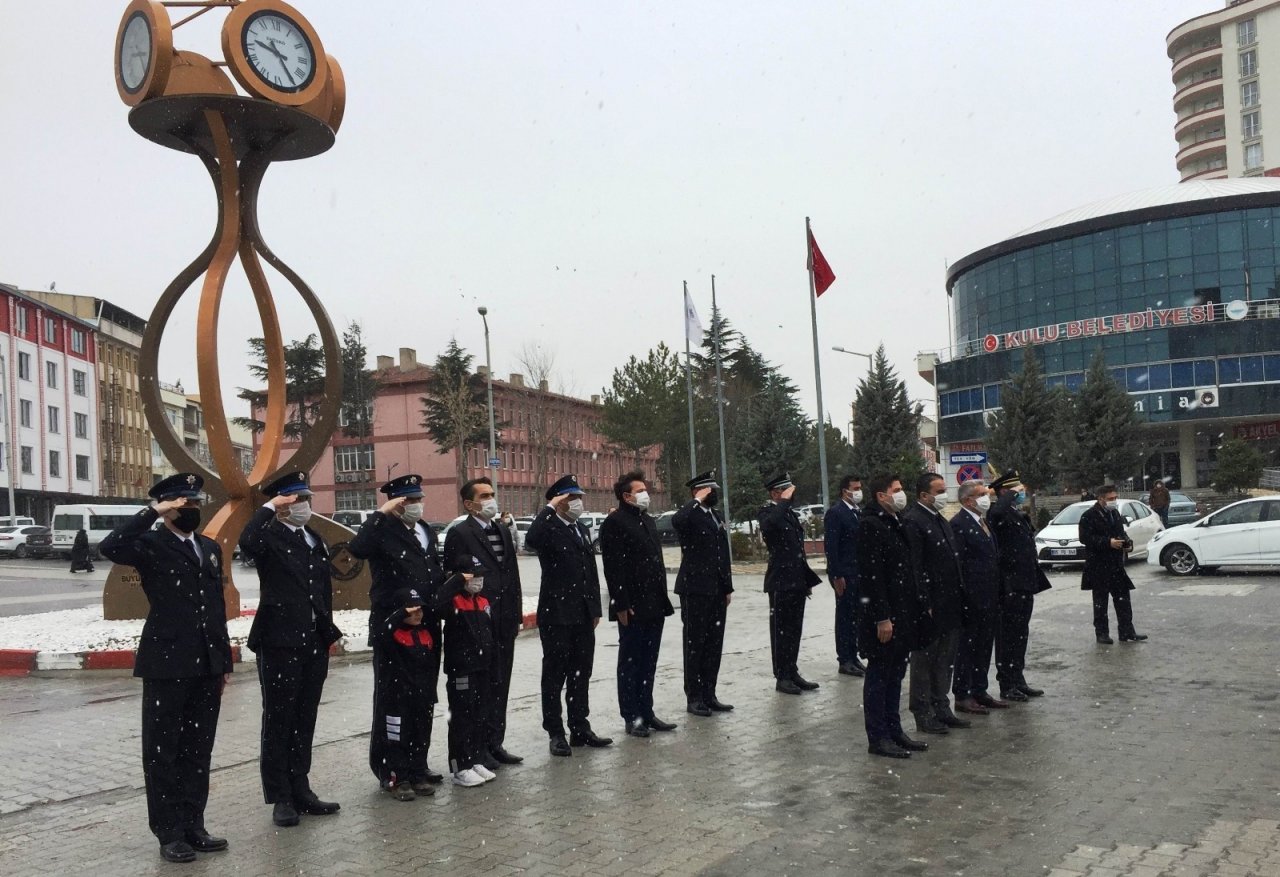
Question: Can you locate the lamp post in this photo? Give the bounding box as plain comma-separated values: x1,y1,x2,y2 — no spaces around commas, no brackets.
478,306,498,491
386,461,399,483
831,346,873,367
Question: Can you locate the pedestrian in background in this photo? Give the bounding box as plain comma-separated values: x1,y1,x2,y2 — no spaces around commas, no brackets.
1081,485,1149,645
824,474,865,678
69,528,94,573
759,473,822,695
1148,480,1171,528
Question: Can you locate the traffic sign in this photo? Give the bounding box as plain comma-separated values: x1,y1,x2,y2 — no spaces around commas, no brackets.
488,457,501,467
949,452,988,465
956,464,983,484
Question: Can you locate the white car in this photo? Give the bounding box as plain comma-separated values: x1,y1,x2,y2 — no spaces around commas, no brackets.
1147,495,1280,576
1035,499,1164,566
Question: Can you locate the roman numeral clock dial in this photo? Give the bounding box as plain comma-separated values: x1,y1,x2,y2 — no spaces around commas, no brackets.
222,0,329,107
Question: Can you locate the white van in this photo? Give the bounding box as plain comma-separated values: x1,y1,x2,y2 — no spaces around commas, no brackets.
51,504,149,558
0,516,36,527
331,509,377,529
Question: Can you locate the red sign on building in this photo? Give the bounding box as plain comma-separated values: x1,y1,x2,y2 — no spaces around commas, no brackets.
1233,420,1280,441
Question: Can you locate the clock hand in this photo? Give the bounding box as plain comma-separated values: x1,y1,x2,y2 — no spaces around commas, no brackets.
254,38,296,85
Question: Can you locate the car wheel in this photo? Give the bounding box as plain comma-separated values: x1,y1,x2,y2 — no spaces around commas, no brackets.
13,544,27,559
1162,544,1199,576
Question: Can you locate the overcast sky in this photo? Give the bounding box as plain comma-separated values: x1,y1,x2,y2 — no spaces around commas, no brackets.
1,0,1209,429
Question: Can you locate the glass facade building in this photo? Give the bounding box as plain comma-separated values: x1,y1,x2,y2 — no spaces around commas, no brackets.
934,180,1280,488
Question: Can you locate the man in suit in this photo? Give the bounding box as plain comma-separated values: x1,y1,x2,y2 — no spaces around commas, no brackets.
600,470,676,738
100,473,233,864
348,473,448,792
238,471,343,828
1081,484,1148,645
442,477,525,766
949,480,1006,714
856,474,929,759
525,474,612,756
758,473,822,695
824,474,865,677
902,473,969,735
987,471,1051,702
672,470,734,717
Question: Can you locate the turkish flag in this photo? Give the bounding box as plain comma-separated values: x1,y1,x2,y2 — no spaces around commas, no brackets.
808,228,836,297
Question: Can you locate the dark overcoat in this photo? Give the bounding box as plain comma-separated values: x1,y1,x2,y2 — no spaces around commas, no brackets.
855,506,928,655
599,503,673,622
1079,504,1136,592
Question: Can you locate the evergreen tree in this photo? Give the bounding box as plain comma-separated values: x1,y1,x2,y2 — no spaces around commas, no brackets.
340,322,381,440
1213,437,1264,494
986,348,1066,496
795,419,857,507
420,340,490,487
1055,351,1143,488
850,345,924,482
233,334,326,438
598,343,688,496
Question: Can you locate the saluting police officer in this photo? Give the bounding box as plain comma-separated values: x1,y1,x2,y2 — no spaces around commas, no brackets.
987,470,1051,703
758,473,822,695
348,474,448,792
100,474,232,864
672,470,734,717
238,471,343,828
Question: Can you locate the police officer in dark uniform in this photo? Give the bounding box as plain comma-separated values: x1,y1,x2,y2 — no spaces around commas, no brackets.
758,473,822,695
524,474,612,757
672,471,734,717
987,471,1051,702
348,473,448,791
238,471,343,828
100,473,232,864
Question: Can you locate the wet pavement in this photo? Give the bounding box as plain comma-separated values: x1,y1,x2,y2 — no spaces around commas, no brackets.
0,562,1277,876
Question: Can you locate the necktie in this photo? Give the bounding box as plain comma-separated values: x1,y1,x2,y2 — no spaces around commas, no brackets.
979,518,992,539
183,538,200,564
569,523,581,544
297,528,308,546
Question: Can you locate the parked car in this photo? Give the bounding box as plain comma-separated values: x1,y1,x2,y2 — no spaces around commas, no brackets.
51,504,149,559
1147,495,1280,576
331,509,378,529
654,510,679,545
0,525,53,558
1035,499,1163,566
1139,490,1203,526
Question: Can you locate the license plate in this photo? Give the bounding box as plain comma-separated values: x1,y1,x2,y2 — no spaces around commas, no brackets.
1050,549,1077,557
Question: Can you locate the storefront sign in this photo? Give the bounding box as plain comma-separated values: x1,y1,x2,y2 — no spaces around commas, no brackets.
1233,419,1280,441
983,303,1220,353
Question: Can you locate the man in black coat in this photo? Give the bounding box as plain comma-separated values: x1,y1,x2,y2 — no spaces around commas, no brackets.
347,473,447,791
601,470,676,738
672,470,734,717
987,471,1051,702
1080,485,1148,645
856,474,930,759
238,471,343,828
758,473,822,695
950,480,1007,714
442,477,525,766
525,474,612,757
824,474,865,677
100,473,232,864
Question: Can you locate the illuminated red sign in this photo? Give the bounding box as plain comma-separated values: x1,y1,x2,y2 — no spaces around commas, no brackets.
1233,420,1280,441
983,304,1216,352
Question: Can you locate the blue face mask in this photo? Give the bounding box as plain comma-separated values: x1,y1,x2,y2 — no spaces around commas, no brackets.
1014,490,1027,505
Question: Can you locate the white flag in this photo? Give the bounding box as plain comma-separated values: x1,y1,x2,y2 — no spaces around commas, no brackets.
684,287,704,345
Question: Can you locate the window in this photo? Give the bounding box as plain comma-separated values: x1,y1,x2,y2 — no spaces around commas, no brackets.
73,369,86,396
1241,49,1258,77
48,450,60,479
17,352,30,381
333,443,374,472
1239,18,1257,46
47,406,59,434
14,307,27,335
1243,111,1262,138
0,443,5,471
70,329,86,355
75,455,89,481
45,361,57,388
18,400,31,428
1246,141,1264,169
20,446,32,474
1242,81,1260,108
1210,501,1261,526
74,412,88,439
335,489,378,511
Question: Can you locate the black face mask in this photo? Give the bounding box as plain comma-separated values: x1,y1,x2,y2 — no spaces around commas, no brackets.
705,490,720,507
173,507,202,534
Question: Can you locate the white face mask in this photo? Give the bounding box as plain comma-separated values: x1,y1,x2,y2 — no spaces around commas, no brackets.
286,500,312,527
932,494,949,513
891,490,908,512
1106,499,1120,511
631,490,651,511
975,495,992,512
476,498,499,521
401,502,424,525
564,498,585,520
847,489,863,505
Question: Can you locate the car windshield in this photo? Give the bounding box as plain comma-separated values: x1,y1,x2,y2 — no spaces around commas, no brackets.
0,526,17,534
1050,505,1088,525
1169,493,1193,504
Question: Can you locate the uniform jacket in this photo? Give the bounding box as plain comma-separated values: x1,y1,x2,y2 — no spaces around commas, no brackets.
100,507,233,680
370,606,438,704
1079,504,1136,592
672,500,733,598
432,578,498,676
901,503,966,634
442,516,524,640
758,500,822,594
855,506,928,654
823,500,861,586
525,505,603,626
987,493,1052,595
949,508,1001,610
600,503,674,622
239,506,342,652
347,512,447,619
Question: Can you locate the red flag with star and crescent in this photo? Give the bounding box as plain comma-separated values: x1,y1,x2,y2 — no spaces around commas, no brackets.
808,228,836,297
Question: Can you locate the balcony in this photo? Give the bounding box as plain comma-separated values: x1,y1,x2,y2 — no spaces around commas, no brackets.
1174,106,1225,140
1170,44,1223,80
182,415,199,436
1172,75,1223,111
1175,136,1226,167
1180,164,1229,182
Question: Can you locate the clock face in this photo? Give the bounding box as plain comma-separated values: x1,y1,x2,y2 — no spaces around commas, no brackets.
119,12,152,93
242,11,315,93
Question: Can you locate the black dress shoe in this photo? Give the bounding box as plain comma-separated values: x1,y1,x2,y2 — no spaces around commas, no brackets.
184,829,228,852
891,732,929,752
549,735,572,757
972,692,1010,709
913,715,949,735
687,701,713,717
569,729,613,748
1000,688,1030,703
706,697,734,712
775,678,803,695
491,746,524,765
295,793,340,815
423,767,444,784
410,780,437,795
868,739,911,759
1017,684,1045,697
625,718,651,738
160,840,197,863
1096,633,1115,644
478,752,502,772
838,662,866,677
1119,633,1149,642
792,674,820,691
646,715,677,732
937,711,972,729
272,801,300,827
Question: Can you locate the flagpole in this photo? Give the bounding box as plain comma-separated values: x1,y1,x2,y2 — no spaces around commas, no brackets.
807,217,830,510
683,281,698,478
711,274,732,561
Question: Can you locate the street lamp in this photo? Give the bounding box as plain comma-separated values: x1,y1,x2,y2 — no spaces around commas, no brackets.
386,461,399,483
478,306,498,491
831,345,873,366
